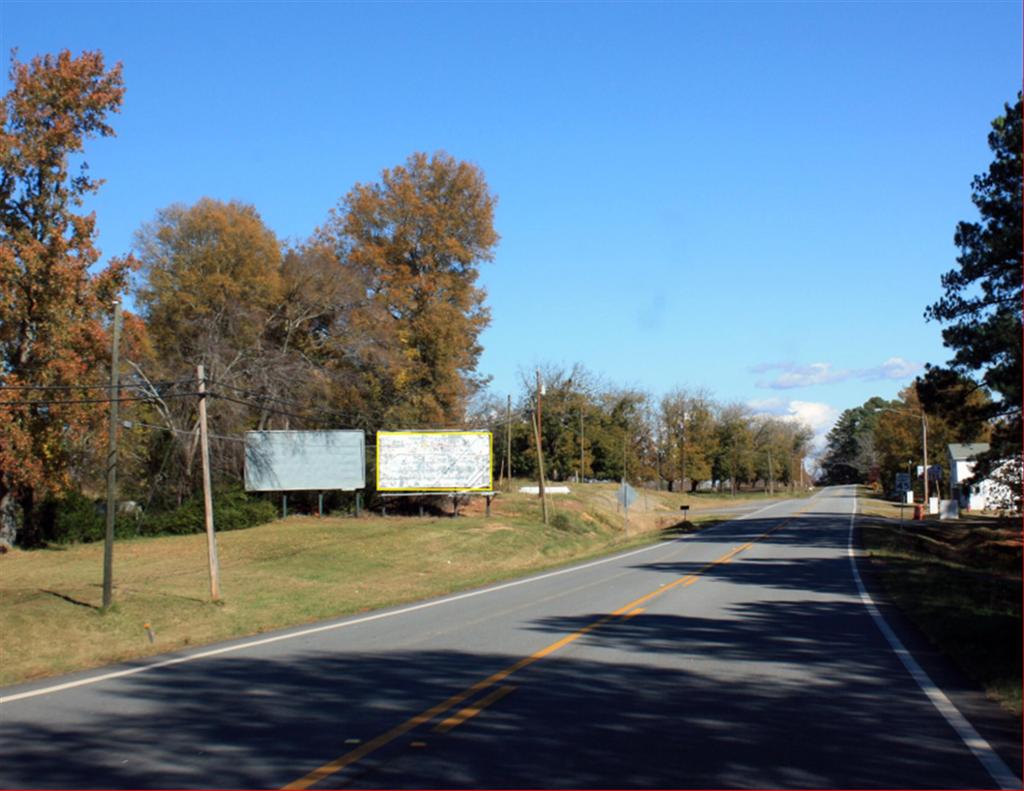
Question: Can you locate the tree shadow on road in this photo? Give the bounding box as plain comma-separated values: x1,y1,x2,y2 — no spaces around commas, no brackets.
0,602,1006,789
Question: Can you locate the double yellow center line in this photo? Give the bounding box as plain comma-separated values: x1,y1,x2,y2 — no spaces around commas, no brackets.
283,509,802,790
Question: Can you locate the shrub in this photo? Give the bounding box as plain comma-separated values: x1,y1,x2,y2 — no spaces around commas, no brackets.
25,487,277,548
139,487,277,536
551,512,573,531
33,491,139,546
51,491,105,544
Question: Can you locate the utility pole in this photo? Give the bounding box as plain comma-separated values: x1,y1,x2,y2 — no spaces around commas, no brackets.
731,444,738,496
680,414,687,494
102,300,122,611
533,371,548,525
506,394,513,492
536,369,543,453
768,450,774,496
579,405,585,484
197,365,221,601
921,412,930,507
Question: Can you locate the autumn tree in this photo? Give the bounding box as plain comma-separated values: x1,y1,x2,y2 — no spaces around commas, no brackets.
660,388,716,491
752,417,811,492
318,151,499,427
873,382,990,498
924,94,1022,477
133,198,285,503
0,50,134,546
713,404,756,494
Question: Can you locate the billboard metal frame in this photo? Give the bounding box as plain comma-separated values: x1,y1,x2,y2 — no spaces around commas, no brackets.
376,430,493,493
244,429,366,493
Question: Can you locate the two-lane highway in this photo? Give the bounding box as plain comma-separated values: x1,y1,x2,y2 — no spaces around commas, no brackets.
1,486,1019,788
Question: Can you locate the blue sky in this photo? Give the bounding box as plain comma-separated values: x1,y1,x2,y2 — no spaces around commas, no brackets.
4,1,1020,449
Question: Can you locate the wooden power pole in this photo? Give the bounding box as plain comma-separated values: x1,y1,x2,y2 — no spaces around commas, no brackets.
579,406,585,483
506,394,513,492
102,300,122,610
534,370,548,524
197,365,221,601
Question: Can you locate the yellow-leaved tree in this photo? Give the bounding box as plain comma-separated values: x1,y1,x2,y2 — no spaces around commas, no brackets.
317,151,499,427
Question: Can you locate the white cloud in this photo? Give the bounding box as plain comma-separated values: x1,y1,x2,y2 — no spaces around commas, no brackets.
862,356,922,381
754,362,850,389
752,357,922,390
748,398,840,455
787,400,841,434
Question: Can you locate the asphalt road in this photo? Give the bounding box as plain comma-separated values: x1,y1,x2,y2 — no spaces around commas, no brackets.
1,486,1019,789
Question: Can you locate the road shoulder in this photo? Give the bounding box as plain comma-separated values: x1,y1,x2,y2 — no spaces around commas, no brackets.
852,505,1023,781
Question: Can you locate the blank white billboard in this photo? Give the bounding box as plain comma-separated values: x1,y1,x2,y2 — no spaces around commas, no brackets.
376,431,492,492
244,430,366,492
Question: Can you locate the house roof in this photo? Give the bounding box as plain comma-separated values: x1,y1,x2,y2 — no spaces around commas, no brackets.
948,443,990,461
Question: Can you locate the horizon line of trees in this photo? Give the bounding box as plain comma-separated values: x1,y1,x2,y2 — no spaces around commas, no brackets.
3,50,1017,546
0,49,815,549
474,365,813,495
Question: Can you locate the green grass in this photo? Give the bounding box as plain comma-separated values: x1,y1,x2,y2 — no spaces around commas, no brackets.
0,481,774,687
857,489,1022,715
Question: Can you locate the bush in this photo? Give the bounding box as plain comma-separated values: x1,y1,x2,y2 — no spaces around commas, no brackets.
28,487,277,547
51,491,105,544
33,491,139,546
139,487,277,536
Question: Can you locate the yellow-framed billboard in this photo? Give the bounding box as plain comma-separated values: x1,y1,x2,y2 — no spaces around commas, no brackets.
376,431,493,492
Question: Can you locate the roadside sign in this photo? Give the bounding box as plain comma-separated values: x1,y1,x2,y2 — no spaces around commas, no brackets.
377,431,492,492
894,472,911,493
244,430,365,492
616,481,638,509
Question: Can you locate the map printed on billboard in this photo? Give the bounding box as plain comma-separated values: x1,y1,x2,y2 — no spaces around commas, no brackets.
244,430,366,492
376,431,492,492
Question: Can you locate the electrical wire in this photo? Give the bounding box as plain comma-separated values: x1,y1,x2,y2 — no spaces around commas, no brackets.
209,380,364,422
0,378,193,392
207,391,332,426
122,418,245,444
0,378,505,432
0,392,202,407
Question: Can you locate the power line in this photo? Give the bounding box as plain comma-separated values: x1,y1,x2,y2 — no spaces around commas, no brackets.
210,381,364,422
0,378,193,392
0,392,201,407
207,391,332,426
122,418,245,444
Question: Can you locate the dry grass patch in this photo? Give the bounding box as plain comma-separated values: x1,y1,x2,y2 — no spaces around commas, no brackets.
858,489,1022,715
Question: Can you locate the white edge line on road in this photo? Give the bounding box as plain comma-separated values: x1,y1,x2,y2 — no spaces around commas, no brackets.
846,491,1021,790
1,498,792,705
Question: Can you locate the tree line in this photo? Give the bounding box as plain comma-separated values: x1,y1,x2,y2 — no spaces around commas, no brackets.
0,50,814,548
475,366,812,495
0,50,499,546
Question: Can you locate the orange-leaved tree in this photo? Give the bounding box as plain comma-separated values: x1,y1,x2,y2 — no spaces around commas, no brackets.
0,50,135,547
317,151,499,428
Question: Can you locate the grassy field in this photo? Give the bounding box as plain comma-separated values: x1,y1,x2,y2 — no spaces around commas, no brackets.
857,489,1022,715
0,482,798,687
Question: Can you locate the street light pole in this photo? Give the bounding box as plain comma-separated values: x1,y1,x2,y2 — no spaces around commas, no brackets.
875,407,930,507
921,411,929,506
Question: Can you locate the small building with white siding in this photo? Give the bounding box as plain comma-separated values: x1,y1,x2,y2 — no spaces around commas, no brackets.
947,443,1014,512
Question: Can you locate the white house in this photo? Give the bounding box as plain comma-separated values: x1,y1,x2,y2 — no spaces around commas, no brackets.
947,443,1016,512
